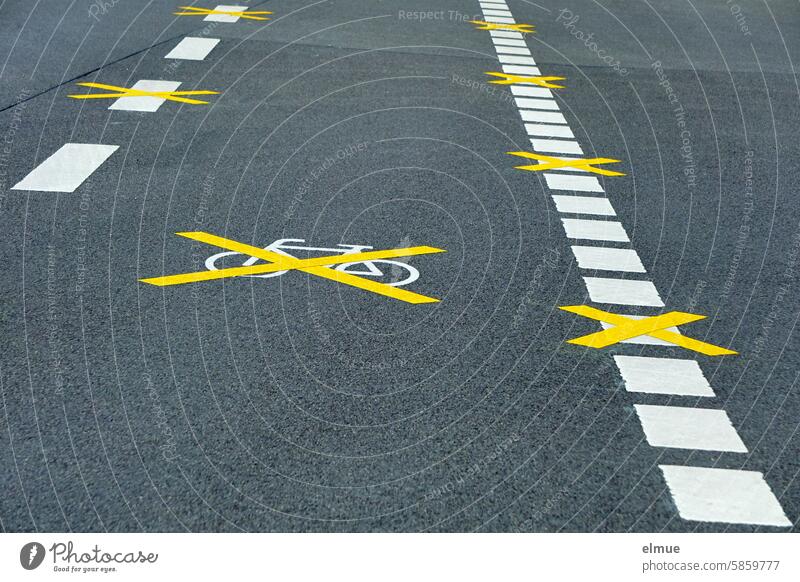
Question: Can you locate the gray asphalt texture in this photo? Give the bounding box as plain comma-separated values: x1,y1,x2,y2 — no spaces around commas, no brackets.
1,0,799,532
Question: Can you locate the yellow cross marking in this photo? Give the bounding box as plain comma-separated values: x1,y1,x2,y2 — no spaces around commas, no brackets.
508,151,626,177
140,232,445,304
468,20,534,33
68,82,219,105
485,72,565,88
174,6,272,20
560,305,738,356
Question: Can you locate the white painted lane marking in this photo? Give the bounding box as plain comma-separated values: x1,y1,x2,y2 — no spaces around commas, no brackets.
659,465,791,527
583,276,665,307
514,97,559,110
494,45,532,55
484,16,516,23
571,246,645,272
491,37,527,47
530,138,583,154
635,405,747,452
603,316,681,346
498,55,537,65
482,9,513,17
480,1,509,7
614,355,714,396
561,218,629,242
525,123,575,138
552,195,615,216
489,30,524,39
519,110,568,124
511,85,553,99
108,80,182,112
502,64,541,76
544,173,604,192
11,143,118,193
165,37,220,60
204,5,248,22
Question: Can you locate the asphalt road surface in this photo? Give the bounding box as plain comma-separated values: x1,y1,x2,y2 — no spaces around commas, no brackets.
1,0,799,532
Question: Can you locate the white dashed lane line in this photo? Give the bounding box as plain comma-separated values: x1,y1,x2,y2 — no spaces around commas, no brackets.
543,173,604,192
551,195,616,216
203,5,249,23
524,123,575,138
11,143,118,193
635,405,748,453
108,79,182,112
474,0,791,526
560,218,630,242
613,355,715,396
570,246,646,272
529,138,583,154
165,37,221,61
582,277,665,307
660,466,792,527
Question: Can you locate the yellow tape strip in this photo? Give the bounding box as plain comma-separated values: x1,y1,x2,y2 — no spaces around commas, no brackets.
485,72,565,89
468,20,534,33
559,305,737,356
140,232,445,304
68,82,219,105
508,151,626,177
174,6,272,20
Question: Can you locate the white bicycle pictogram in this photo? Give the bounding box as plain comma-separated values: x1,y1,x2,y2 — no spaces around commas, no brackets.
204,238,421,287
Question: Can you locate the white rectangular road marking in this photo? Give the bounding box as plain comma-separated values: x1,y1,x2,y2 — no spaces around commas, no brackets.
529,156,588,173
525,123,575,138
571,246,645,272
583,276,664,307
545,173,604,192
491,37,527,47
489,30,524,39
520,110,567,124
480,1,509,7
659,465,791,527
502,64,541,76
561,218,629,242
511,85,553,99
635,405,747,452
530,138,583,154
603,316,681,346
12,143,118,193
495,45,532,55
108,80,181,112
552,195,615,216
205,5,248,22
165,37,220,60
484,16,515,23
482,9,513,17
515,97,559,110
613,355,714,396
498,55,537,65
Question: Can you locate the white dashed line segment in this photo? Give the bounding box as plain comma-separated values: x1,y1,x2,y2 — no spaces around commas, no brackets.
11,143,119,193
659,466,791,527
582,277,665,307
560,218,630,242
204,5,248,23
552,195,616,216
529,138,583,154
635,405,748,452
544,173,604,192
108,80,182,112
570,246,645,272
524,123,575,138
613,356,715,396
165,37,221,61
